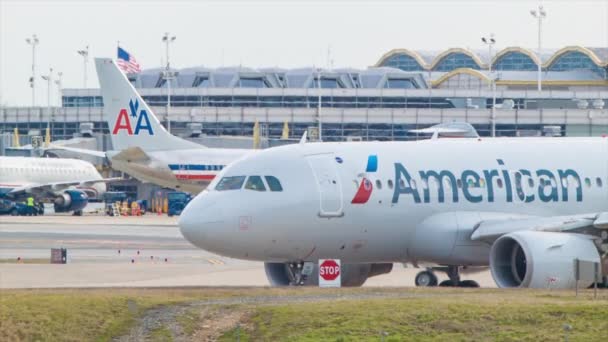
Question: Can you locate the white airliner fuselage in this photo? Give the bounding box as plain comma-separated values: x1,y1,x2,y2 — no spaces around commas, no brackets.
106,147,249,193
0,156,111,214
180,137,608,288
0,156,106,197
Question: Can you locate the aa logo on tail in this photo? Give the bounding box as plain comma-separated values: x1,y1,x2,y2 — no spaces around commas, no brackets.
112,99,154,135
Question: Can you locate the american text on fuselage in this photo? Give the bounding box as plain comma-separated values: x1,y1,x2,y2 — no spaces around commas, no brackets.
392,159,587,204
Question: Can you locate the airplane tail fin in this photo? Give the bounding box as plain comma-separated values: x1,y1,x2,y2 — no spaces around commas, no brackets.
95,58,202,151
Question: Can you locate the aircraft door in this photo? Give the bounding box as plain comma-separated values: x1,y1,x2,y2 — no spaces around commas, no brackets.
306,153,344,217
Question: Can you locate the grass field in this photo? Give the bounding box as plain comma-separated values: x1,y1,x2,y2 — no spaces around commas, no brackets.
1,287,607,341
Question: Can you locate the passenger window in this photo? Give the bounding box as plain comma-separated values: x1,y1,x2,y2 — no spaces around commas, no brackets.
387,179,394,189
597,178,603,187
585,178,592,188
216,176,246,191
375,179,382,190
265,176,283,192
245,176,266,192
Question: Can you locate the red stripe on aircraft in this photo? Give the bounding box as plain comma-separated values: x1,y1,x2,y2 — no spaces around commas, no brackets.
175,174,216,180
351,178,373,204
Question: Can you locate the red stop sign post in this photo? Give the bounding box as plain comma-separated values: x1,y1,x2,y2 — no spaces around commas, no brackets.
319,259,341,287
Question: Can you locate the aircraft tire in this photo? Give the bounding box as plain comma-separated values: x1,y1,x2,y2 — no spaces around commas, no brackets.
439,280,456,287
415,270,438,287
458,280,480,288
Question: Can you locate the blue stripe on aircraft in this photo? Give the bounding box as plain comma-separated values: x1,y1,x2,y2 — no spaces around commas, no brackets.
366,155,378,173
168,164,225,171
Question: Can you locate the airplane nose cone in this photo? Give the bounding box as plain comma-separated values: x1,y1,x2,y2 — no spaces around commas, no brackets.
178,193,223,250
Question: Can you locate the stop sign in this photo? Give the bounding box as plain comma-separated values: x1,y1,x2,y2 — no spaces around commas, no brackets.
319,259,341,287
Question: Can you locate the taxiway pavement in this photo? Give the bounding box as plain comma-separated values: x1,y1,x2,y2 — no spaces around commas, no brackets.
0,215,496,288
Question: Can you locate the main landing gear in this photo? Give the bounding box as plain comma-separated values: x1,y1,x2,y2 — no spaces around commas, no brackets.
286,261,315,286
415,266,480,288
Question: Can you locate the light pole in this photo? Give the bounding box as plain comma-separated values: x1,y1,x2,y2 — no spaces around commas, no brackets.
41,68,53,136
317,67,323,142
77,46,89,88
530,4,546,91
41,68,53,109
25,34,39,106
481,34,495,87
162,32,176,134
54,71,63,106
482,34,497,137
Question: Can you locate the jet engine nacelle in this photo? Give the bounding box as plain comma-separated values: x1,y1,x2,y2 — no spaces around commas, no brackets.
53,190,88,213
264,262,393,287
490,231,601,289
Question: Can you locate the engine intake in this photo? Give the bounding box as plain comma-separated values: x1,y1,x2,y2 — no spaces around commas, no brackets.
490,231,600,289
54,190,88,213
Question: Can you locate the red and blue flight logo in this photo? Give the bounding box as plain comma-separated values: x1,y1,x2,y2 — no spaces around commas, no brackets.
112,99,154,135
351,155,377,204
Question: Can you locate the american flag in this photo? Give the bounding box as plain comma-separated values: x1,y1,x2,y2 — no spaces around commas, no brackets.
117,47,141,73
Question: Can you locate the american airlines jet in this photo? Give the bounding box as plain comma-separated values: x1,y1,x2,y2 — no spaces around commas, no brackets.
0,156,116,214
179,138,608,288
88,58,251,193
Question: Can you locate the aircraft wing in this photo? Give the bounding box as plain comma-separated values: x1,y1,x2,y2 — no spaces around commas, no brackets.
7,178,123,197
409,122,479,139
46,144,107,158
409,127,469,134
470,213,606,242
109,146,150,162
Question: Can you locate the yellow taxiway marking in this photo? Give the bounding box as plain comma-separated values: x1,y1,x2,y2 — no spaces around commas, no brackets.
207,258,225,265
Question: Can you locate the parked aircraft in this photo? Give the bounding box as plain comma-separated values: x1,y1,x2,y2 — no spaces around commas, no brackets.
0,156,118,214
55,58,252,194
98,58,254,193
179,137,608,288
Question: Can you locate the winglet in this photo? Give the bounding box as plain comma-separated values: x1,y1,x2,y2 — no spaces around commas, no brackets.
252,119,261,149
281,121,290,140
13,128,20,148
44,125,51,148
299,131,307,144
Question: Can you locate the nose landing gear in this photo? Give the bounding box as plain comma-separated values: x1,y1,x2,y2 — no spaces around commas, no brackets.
414,269,438,286
415,266,480,288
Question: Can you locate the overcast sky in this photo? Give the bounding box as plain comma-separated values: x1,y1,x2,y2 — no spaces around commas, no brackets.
1,0,607,107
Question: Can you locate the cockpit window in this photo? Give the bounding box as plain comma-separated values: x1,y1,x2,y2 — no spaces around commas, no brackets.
245,176,266,191
265,176,283,192
216,176,246,191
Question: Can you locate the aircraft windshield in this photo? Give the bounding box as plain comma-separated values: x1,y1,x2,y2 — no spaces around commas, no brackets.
245,176,266,191
215,175,283,192
265,176,283,192
216,176,246,191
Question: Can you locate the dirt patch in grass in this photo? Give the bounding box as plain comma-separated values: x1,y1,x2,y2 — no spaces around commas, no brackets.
190,306,249,341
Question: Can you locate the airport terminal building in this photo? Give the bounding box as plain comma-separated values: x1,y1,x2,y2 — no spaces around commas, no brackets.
2,45,608,143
